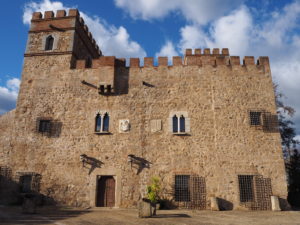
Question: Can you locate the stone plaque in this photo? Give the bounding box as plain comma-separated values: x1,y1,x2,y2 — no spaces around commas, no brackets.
119,119,130,133
150,119,162,133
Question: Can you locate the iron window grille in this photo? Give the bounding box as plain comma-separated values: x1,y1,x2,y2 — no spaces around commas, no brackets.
38,120,51,133
238,175,254,202
36,117,62,137
16,172,41,193
238,175,272,210
173,174,206,210
249,111,262,126
175,175,190,202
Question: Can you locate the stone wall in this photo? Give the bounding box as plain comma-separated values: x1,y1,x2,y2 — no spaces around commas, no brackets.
0,9,288,210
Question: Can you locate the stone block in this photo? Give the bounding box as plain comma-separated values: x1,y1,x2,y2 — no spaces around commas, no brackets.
271,196,281,211
210,197,220,211
138,199,153,218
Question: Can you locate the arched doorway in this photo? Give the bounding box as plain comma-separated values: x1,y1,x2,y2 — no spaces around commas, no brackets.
96,176,115,207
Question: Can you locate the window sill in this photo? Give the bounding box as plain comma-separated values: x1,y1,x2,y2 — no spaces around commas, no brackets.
172,132,191,136
94,131,111,135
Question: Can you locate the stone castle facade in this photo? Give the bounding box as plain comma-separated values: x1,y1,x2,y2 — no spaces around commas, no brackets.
0,9,288,210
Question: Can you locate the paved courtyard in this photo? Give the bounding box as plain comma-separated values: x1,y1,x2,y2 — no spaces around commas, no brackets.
1,206,300,225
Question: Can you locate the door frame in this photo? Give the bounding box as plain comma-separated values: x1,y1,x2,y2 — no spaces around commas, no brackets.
88,167,121,208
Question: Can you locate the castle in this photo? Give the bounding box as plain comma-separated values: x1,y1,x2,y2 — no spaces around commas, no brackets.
0,9,288,210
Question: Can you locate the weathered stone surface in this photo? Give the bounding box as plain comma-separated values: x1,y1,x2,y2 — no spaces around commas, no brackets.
0,9,288,210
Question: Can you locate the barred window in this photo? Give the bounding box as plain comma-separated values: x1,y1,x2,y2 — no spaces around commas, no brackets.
38,120,51,133
20,175,33,193
175,175,190,202
238,175,254,202
249,111,262,126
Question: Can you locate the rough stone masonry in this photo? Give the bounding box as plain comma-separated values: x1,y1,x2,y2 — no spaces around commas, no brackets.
0,9,289,210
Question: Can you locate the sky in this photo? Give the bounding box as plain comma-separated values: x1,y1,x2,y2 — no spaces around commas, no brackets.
0,0,300,141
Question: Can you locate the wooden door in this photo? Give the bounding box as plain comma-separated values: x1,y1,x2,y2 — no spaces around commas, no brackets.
96,176,115,207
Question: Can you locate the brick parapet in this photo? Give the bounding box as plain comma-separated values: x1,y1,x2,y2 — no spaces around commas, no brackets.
74,50,270,70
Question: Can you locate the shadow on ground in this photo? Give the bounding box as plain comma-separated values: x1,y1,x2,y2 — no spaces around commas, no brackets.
153,213,191,218
0,206,91,225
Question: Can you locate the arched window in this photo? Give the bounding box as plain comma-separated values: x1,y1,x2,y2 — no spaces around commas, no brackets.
169,112,190,134
45,35,54,50
172,115,178,133
103,113,109,132
95,113,101,132
180,115,185,132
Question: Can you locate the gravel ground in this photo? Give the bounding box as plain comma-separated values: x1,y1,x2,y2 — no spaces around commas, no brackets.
0,206,300,225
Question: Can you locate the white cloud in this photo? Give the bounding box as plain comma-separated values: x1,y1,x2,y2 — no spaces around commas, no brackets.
0,78,20,114
114,0,243,24
179,25,207,52
155,41,178,63
23,0,146,59
23,0,65,25
178,6,252,55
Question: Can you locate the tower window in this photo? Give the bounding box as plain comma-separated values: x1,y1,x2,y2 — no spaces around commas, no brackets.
95,112,110,133
45,35,54,50
85,56,92,68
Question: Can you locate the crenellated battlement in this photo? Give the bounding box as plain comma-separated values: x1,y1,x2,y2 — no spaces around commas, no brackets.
30,9,101,57
74,49,269,69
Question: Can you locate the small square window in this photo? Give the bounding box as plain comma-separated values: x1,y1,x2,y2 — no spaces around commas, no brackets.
38,120,51,133
249,111,262,126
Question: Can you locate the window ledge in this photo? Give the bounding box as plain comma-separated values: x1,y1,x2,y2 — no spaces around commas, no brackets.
94,131,111,135
172,132,190,136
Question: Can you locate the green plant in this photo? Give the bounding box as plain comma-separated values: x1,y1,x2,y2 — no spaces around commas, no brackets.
147,176,160,204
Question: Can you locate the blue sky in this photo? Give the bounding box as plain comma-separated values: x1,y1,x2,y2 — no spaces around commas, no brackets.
0,0,300,140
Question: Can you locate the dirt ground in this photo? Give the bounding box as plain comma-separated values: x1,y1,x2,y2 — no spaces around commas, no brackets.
1,206,300,225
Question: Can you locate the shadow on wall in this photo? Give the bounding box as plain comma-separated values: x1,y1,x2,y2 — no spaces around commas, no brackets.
0,170,55,206
0,169,91,224
217,198,234,210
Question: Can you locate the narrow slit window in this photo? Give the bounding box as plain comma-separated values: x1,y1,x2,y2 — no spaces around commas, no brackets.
86,56,92,68
173,115,178,133
45,35,54,50
180,115,185,132
95,113,101,132
103,113,109,132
